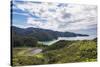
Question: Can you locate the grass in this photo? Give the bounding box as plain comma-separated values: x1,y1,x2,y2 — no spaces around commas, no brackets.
35,53,44,58
12,40,97,66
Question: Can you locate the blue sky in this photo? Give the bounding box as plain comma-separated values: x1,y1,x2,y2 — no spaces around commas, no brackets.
12,1,97,37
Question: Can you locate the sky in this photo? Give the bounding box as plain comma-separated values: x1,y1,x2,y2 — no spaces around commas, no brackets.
12,1,97,37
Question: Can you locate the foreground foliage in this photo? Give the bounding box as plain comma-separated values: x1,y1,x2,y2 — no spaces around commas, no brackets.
12,39,97,66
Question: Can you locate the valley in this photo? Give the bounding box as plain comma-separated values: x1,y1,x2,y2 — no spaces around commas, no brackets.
11,26,97,66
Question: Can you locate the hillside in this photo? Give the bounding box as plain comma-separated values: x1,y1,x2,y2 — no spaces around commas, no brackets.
12,39,97,66
12,26,88,41
44,39,97,63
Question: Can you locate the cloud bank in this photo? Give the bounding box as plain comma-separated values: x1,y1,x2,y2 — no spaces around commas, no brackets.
12,1,97,33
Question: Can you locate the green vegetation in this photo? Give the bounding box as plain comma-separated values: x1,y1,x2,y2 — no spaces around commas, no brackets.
12,26,88,41
12,38,97,66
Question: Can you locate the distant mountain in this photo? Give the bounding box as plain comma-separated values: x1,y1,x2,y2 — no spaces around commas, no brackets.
11,26,88,41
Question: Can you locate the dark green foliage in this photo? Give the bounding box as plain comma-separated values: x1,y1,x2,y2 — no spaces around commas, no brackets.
22,37,37,47
12,34,38,47
45,40,74,51
93,38,97,42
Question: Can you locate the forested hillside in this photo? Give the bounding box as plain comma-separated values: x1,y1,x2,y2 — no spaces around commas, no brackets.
12,26,88,42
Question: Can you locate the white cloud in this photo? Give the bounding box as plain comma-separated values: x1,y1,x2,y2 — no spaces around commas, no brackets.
14,1,97,32
12,12,29,16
